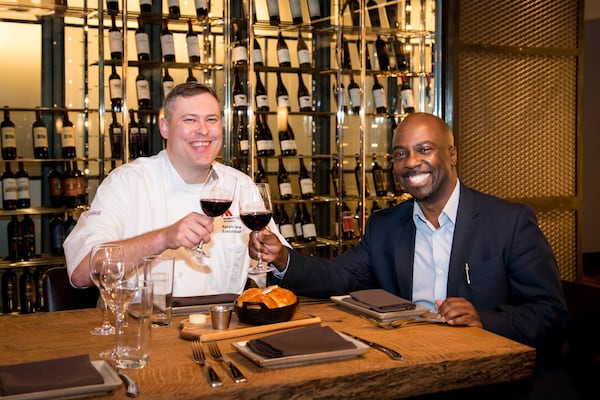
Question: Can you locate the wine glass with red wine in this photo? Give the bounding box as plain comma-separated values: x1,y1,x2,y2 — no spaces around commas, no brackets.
239,183,274,274
190,175,237,265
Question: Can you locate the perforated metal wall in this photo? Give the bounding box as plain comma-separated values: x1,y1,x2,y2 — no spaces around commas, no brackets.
452,0,583,280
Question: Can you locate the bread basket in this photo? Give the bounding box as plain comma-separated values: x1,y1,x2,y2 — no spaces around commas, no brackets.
234,299,298,325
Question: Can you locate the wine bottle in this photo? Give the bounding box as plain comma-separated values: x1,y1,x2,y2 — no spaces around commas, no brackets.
307,0,321,22
348,73,361,113
1,162,17,210
236,112,249,157
261,115,276,156
267,0,280,25
162,68,175,99
62,161,78,209
375,35,390,71
6,216,22,262
297,31,311,69
1,107,17,160
354,154,369,196
61,110,76,158
277,158,293,200
160,18,176,62
108,65,122,112
400,75,415,114
255,157,268,183
186,68,198,83
253,38,264,67
279,205,295,243
20,214,35,260
74,161,87,206
298,157,314,199
371,200,381,214
33,267,46,311
15,161,30,209
233,70,248,109
136,68,151,110
372,74,387,114
50,214,65,256
332,79,348,113
367,0,381,27
342,35,352,70
330,155,346,197
19,267,36,314
347,0,360,26
232,20,248,65
195,0,209,18
385,1,399,28
168,0,181,19
64,212,77,237
297,73,312,112
254,117,268,157
108,15,123,61
139,0,152,14
109,110,123,159
342,202,354,240
289,0,303,24
291,203,303,241
276,32,291,67
276,72,291,111
394,38,409,72
1,269,19,313
386,152,403,196
371,154,387,196
32,108,49,159
272,202,281,230
186,19,201,63
48,162,63,207
138,112,150,156
279,123,297,157
255,71,269,111
301,203,317,242
128,109,141,159
106,0,119,16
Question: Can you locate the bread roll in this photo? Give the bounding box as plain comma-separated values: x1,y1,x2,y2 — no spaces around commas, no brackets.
236,288,263,306
236,286,297,308
268,287,297,307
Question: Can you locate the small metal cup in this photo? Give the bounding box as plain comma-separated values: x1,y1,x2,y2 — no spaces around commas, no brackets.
210,306,233,330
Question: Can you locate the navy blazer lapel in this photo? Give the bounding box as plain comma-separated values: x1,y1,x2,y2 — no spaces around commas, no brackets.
447,186,479,295
394,200,416,299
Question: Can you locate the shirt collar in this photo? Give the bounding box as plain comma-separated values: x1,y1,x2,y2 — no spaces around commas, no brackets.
413,179,461,227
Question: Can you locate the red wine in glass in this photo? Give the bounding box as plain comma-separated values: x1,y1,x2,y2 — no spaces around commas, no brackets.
240,211,273,231
201,199,233,217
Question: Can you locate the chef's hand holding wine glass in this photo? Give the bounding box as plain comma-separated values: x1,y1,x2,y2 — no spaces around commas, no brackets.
239,182,275,274
189,175,238,266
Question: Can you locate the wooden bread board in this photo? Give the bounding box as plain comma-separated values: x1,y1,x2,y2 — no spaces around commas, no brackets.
179,312,322,342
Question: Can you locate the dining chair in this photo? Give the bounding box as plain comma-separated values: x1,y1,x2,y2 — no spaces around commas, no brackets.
44,266,99,312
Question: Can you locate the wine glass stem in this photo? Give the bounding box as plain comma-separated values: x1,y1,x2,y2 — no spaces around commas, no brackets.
194,240,205,254
255,231,263,267
101,304,111,328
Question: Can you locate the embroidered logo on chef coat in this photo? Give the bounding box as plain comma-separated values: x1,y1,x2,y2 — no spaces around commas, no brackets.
221,214,242,234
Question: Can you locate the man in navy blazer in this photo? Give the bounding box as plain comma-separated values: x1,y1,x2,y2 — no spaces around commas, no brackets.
250,112,568,351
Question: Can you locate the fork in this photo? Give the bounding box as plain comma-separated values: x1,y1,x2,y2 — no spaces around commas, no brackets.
207,341,247,383
191,339,223,387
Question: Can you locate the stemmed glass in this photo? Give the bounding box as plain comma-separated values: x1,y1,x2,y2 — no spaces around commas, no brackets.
239,183,274,274
89,244,124,336
189,175,237,266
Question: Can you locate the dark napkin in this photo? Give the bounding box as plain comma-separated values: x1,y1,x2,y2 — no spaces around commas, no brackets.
246,325,356,358
0,354,104,396
344,289,416,313
172,293,238,307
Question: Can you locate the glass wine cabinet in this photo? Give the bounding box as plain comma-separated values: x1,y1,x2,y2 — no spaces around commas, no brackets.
0,0,441,313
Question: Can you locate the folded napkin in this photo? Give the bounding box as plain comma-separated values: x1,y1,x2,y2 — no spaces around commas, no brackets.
172,293,238,307
344,289,416,313
0,354,104,396
246,325,356,358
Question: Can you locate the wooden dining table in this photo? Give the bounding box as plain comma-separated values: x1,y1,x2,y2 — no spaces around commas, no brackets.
0,301,535,399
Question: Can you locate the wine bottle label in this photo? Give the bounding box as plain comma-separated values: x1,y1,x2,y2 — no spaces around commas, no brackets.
109,78,122,100
300,178,313,195
267,139,275,151
1,127,17,147
135,35,150,59
256,95,269,109
51,223,65,249
349,87,361,109
253,49,263,64
16,177,30,200
136,80,151,100
299,95,312,109
49,178,62,196
373,88,386,108
239,139,249,152
195,0,207,8
277,95,290,109
160,35,175,57
280,139,296,152
62,126,76,147
401,88,415,110
294,222,303,237
234,94,248,108
279,182,293,196
280,223,295,239
63,177,78,197
130,126,139,136
2,177,17,200
109,31,122,54
290,0,302,19
256,140,270,152
267,0,279,16
232,46,248,63
342,211,354,233
33,127,48,147
277,49,291,65
302,223,317,238
168,0,179,7
297,49,310,65
187,36,201,57
163,81,175,98
373,169,386,192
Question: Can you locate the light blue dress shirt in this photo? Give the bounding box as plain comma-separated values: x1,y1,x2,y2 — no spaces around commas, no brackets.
411,180,460,312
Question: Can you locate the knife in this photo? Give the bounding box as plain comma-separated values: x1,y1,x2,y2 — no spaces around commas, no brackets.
341,331,404,361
